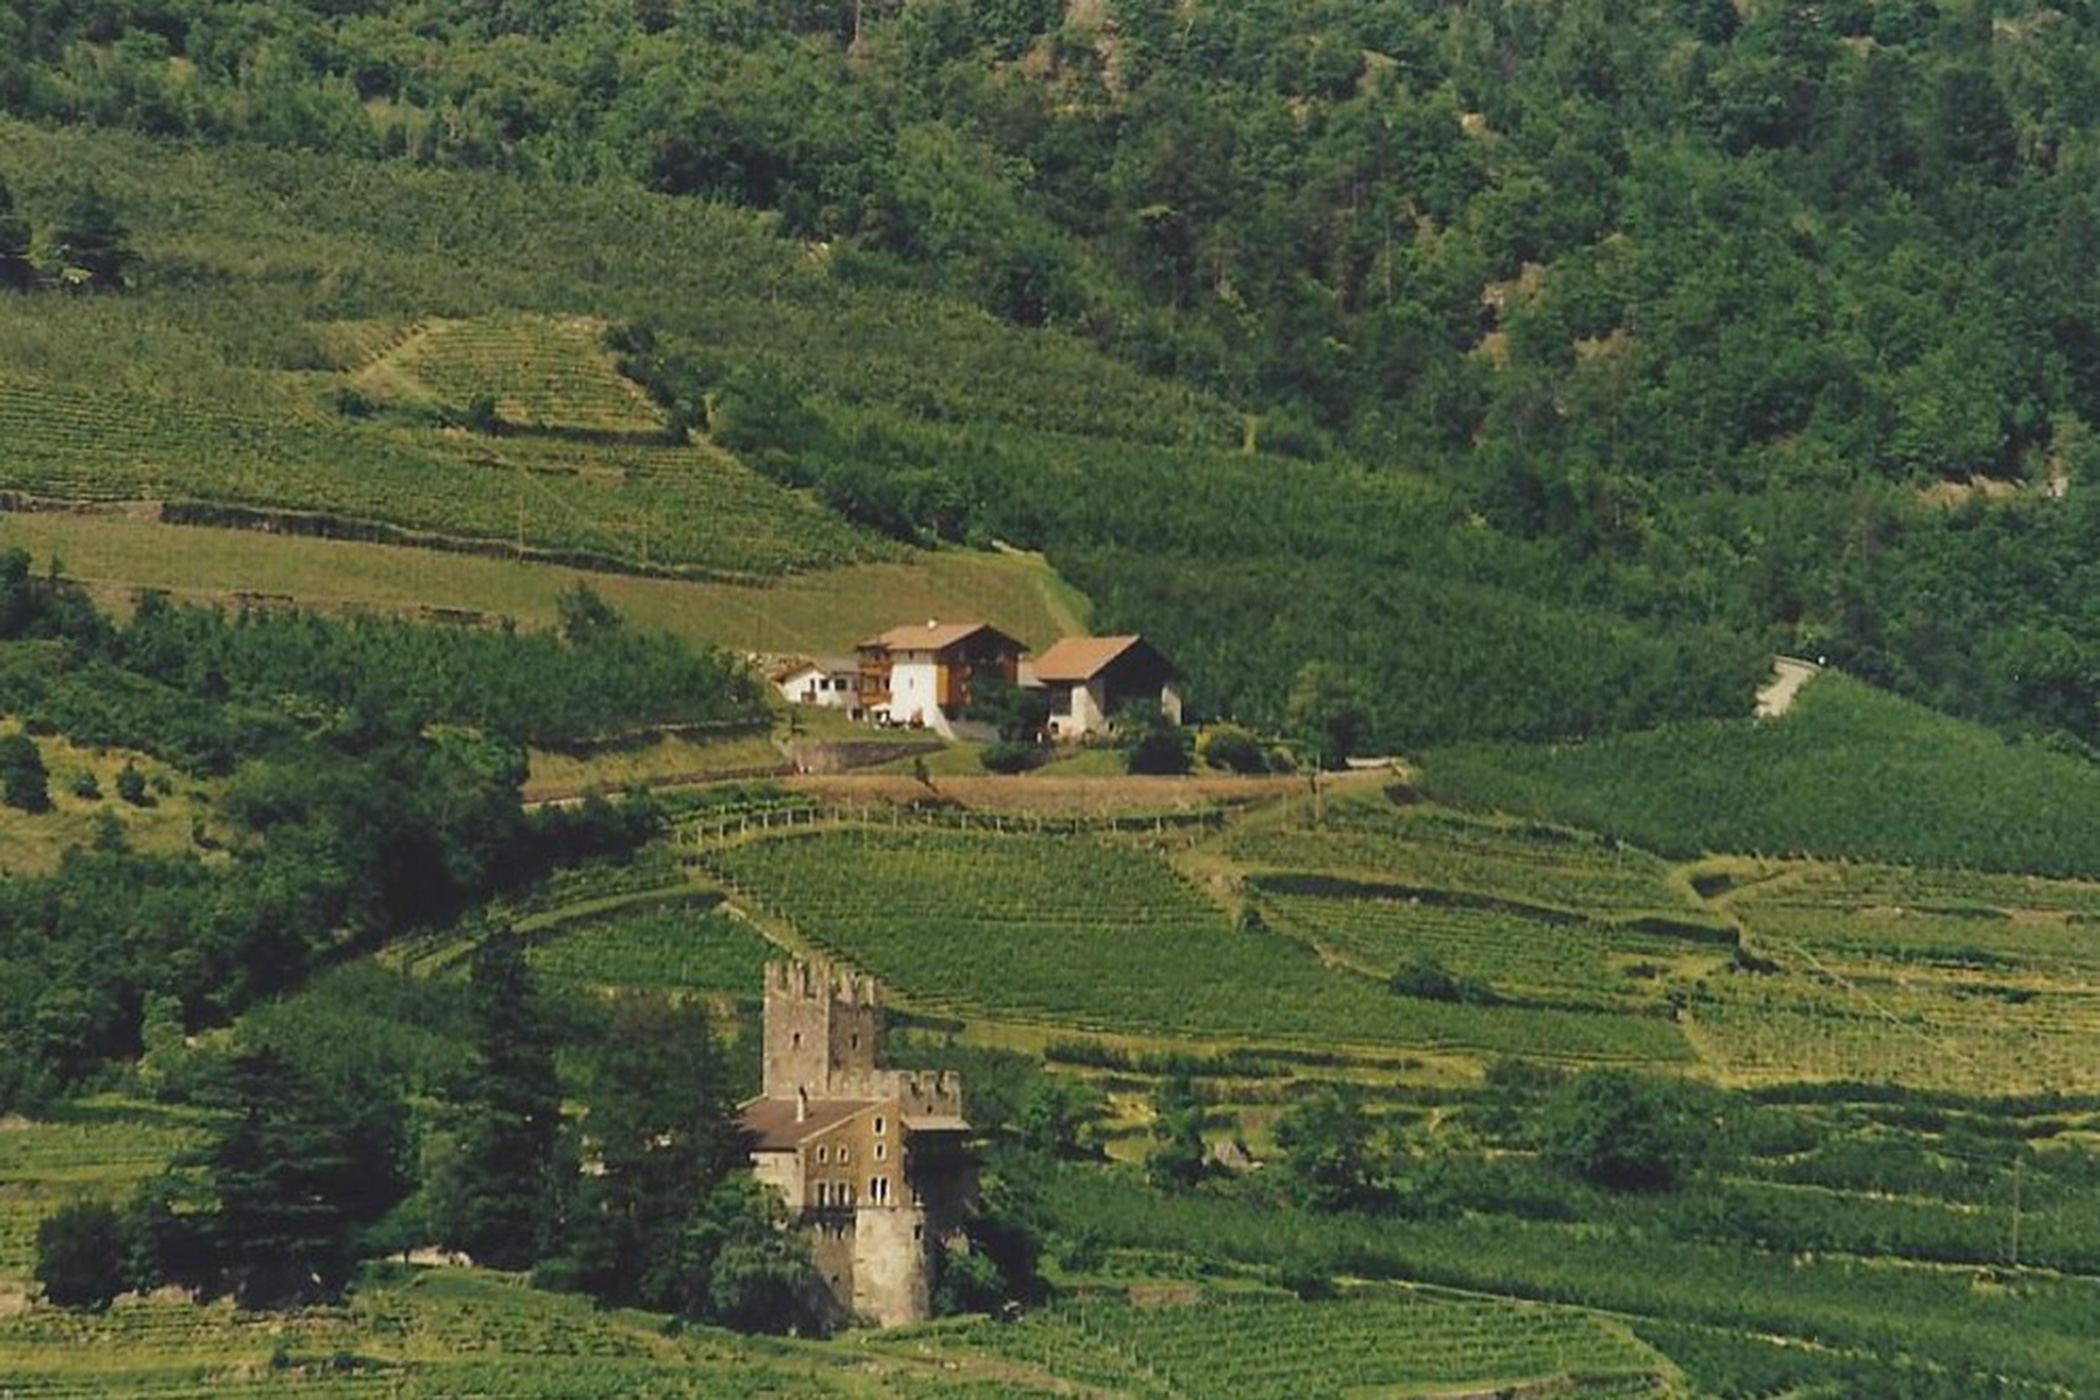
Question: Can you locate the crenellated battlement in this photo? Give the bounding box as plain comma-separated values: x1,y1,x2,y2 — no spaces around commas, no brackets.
870,1067,965,1117
761,957,884,1099
766,958,881,1007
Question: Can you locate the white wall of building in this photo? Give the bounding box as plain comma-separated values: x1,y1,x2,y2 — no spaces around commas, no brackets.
1048,679,1109,740
886,652,954,737
777,666,861,710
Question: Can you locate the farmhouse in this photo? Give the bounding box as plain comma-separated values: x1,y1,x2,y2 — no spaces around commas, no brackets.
856,620,1025,738
1030,634,1182,740
739,960,974,1327
770,655,865,713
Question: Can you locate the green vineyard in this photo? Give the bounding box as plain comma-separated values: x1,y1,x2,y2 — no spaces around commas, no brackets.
525,898,776,997
706,827,1690,1061
889,1287,1671,1400
1687,969,2100,1095
356,316,662,434
1261,889,1709,1010
0,375,887,577
1227,802,1684,913
0,1100,213,1281
0,1267,1025,1397
1741,903,2100,972
1747,860,2100,917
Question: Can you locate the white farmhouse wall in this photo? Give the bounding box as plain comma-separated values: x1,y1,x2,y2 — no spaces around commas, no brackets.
777,666,861,710
1049,679,1109,740
886,652,954,737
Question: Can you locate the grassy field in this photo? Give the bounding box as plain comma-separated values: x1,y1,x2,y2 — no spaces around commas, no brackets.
0,512,1084,657
0,722,218,877
523,731,787,802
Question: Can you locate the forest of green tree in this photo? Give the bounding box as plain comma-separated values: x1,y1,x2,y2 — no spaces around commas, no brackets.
10,0,2100,751
0,554,760,1109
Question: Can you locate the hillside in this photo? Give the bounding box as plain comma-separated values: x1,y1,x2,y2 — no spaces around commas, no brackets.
7,0,2100,756
1421,670,2100,877
15,0,2100,1394
18,723,2100,1392
0,118,1763,747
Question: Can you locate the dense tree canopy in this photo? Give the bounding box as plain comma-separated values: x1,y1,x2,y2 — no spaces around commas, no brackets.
12,1,2100,748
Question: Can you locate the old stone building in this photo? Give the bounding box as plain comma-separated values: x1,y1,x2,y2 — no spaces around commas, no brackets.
738,960,974,1326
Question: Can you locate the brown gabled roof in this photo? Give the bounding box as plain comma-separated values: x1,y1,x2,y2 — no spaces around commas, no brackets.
856,620,1023,655
1032,635,1148,683
739,1097,878,1151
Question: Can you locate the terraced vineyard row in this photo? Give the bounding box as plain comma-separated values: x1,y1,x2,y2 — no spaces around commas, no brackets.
0,1269,1026,1397
1227,804,1681,912
526,899,776,996
706,828,1690,1061
1744,861,2100,916
0,1100,213,1282
890,1288,1670,1400
1743,904,2100,972
1263,890,1707,1008
1688,970,2100,1095
363,315,660,433
0,376,885,576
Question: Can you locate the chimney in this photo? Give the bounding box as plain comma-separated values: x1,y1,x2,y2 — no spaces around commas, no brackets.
796,1086,809,1123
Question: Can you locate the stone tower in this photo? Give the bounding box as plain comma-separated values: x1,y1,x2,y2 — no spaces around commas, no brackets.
741,959,975,1327
761,959,884,1101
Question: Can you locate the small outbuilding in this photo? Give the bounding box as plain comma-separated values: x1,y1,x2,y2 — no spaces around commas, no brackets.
1030,634,1182,741
771,655,865,713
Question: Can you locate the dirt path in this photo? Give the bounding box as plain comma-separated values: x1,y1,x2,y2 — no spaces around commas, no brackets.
1755,656,1819,719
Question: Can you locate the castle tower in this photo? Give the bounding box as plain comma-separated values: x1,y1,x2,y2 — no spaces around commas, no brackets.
744,959,973,1328
761,959,883,1100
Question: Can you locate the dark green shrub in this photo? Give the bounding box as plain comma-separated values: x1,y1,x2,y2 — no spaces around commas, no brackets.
1199,723,1268,773
35,1200,127,1310
115,761,149,805
981,740,1049,773
1389,953,1497,1006
1,732,50,812
1540,1070,1712,1192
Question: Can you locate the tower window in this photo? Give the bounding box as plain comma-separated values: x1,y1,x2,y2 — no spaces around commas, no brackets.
838,1146,851,1164
873,1116,885,1135
816,1145,829,1164
791,1031,801,1049
874,1142,887,1162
